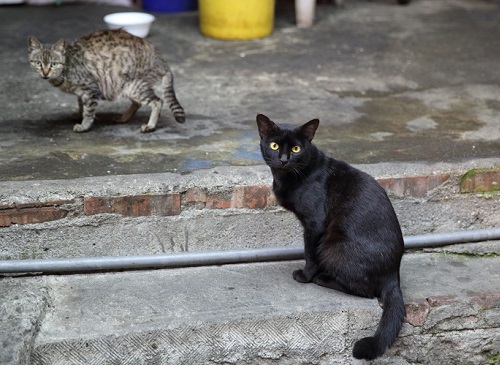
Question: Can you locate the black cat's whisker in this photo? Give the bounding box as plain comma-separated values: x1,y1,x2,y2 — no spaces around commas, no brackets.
292,165,307,181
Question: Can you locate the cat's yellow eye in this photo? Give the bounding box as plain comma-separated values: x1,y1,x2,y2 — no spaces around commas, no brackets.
291,146,301,153
270,142,279,150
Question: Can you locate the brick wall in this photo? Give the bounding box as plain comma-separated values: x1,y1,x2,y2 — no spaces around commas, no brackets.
0,169,498,227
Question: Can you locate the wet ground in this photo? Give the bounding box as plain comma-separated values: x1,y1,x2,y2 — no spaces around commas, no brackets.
1,0,499,181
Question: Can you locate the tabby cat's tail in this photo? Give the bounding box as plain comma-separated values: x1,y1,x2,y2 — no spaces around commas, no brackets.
352,281,405,360
162,71,186,123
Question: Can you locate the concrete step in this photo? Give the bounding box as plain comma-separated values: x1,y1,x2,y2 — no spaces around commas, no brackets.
2,253,499,365
1,163,500,261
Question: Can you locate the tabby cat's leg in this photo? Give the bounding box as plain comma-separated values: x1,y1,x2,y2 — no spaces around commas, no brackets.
162,71,186,123
124,81,163,132
73,94,98,132
76,97,83,119
141,93,163,133
115,101,141,123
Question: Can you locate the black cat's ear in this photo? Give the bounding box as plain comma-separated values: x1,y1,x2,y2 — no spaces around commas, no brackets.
256,114,279,139
28,36,43,52
51,39,67,55
297,119,320,142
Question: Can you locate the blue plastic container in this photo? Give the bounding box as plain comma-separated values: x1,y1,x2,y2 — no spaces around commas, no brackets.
142,0,198,13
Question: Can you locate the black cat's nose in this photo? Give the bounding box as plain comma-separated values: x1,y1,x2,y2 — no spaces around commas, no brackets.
280,154,289,165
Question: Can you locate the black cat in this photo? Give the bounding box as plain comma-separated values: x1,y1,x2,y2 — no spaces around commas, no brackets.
256,114,405,360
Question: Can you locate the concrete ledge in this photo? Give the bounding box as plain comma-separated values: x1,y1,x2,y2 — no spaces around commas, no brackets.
0,161,499,205
1,253,498,364
1,163,500,227
1,164,500,260
0,279,50,364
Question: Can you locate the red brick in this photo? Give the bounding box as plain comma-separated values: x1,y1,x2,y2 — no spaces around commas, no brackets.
206,192,232,209
184,188,207,204
14,200,74,209
428,173,451,189
405,176,430,197
460,169,500,193
183,188,208,210
377,178,405,197
404,300,430,326
0,204,70,227
378,174,450,197
232,186,271,209
84,194,180,217
149,194,181,216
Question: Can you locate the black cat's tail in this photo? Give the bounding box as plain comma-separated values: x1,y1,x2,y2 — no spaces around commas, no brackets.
352,281,405,360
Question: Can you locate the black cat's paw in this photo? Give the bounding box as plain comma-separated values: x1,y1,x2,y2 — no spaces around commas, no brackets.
293,269,313,283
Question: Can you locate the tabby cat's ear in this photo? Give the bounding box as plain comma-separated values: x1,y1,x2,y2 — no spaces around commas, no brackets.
51,39,67,55
297,119,320,142
28,36,43,52
256,114,279,139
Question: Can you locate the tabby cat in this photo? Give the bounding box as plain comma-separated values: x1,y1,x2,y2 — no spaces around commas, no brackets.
256,114,405,360
28,29,185,133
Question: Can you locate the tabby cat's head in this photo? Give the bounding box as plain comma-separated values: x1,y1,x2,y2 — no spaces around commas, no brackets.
256,114,319,172
27,36,66,80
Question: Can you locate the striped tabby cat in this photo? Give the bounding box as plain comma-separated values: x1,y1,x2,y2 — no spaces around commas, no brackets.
28,29,185,133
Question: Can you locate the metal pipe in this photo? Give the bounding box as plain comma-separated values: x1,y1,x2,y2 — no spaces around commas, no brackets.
1,228,499,274
404,228,500,249
0,247,303,274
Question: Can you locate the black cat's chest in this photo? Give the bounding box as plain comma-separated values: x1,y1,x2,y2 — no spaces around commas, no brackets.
272,179,296,212
272,172,328,225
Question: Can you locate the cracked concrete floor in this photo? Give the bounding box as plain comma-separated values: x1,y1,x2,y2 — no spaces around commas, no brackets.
0,0,499,181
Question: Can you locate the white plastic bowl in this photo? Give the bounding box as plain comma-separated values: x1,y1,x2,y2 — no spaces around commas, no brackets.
103,12,155,38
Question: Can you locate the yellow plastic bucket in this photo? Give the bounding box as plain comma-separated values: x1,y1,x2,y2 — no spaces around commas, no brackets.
199,0,275,40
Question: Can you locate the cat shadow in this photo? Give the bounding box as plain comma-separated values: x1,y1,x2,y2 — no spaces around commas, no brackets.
39,111,175,132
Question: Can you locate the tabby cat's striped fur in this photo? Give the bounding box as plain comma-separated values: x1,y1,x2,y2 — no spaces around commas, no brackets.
28,29,185,133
